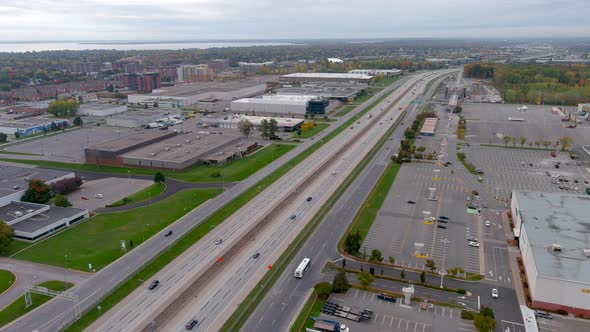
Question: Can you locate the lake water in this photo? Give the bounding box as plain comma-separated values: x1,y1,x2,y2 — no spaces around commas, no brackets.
0,41,299,53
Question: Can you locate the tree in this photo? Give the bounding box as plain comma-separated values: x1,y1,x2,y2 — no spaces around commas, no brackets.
49,176,83,195
511,137,517,147
369,249,384,262
388,256,395,265
47,99,79,118
520,137,526,147
332,270,351,293
425,259,437,272
260,119,270,139
454,106,463,113
73,116,83,127
416,146,426,153
53,194,72,207
357,271,374,290
296,128,302,137
474,307,496,332
404,128,416,140
420,271,426,283
154,171,166,183
559,136,574,151
0,221,15,254
542,140,551,149
107,84,115,93
21,179,52,204
343,230,362,255
237,119,253,138
269,118,278,139
314,282,332,299
0,132,7,143
400,269,406,279
502,135,511,146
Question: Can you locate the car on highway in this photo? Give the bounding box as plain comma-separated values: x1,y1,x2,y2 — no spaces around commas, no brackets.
253,253,260,259
407,200,416,204
214,238,223,245
148,280,160,290
306,196,312,202
164,230,173,237
535,310,553,320
475,168,484,174
437,225,447,229
485,220,491,227
438,216,449,221
332,171,337,175
290,214,297,220
468,241,480,247
95,193,103,198
491,288,499,298
466,236,477,242
437,218,448,223
185,318,199,330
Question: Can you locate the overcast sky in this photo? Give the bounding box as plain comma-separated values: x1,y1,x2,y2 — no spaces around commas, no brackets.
1,0,589,41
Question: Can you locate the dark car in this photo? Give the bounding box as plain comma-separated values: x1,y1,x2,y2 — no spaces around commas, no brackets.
407,200,416,204
437,225,447,229
475,168,484,174
253,253,260,259
445,161,452,166
148,280,160,290
186,319,199,330
164,230,173,237
306,196,312,202
535,311,553,320
437,219,449,223
555,164,560,169
438,216,449,220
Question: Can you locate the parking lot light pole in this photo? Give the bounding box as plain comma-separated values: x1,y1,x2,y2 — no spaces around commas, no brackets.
440,239,450,288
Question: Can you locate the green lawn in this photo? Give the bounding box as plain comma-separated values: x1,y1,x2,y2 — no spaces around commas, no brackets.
457,152,479,175
0,150,42,156
0,143,295,183
293,123,330,139
303,296,326,330
65,82,402,332
1,240,31,257
0,281,74,327
107,182,166,207
352,163,401,239
0,269,16,295
334,105,357,117
12,188,222,271
373,76,400,87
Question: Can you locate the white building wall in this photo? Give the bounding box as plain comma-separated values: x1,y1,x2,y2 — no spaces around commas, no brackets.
519,226,539,296
533,276,590,310
0,126,18,136
231,101,307,115
511,191,523,237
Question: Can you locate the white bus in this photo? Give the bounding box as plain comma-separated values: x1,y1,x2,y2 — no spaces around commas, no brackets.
295,258,311,278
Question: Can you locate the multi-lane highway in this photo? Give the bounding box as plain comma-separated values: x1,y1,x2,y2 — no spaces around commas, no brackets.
243,70,457,332
2,74,411,332
91,71,453,332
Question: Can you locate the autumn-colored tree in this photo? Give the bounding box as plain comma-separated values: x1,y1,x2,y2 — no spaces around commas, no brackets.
559,136,574,151
21,179,52,204
425,259,437,272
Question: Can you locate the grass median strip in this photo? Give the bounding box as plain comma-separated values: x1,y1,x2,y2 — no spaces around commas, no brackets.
221,100,407,331
0,281,74,327
0,269,16,295
0,143,295,183
63,83,401,332
293,122,330,139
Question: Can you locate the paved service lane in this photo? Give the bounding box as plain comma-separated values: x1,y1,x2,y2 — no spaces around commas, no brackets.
3,73,413,332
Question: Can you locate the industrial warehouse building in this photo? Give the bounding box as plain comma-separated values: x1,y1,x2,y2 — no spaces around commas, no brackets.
127,77,273,106
106,110,182,128
0,116,69,137
511,190,590,316
78,103,127,117
349,69,402,77
201,115,304,132
0,165,88,241
280,73,373,84
230,94,328,116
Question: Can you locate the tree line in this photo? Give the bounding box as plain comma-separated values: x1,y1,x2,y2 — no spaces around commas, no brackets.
464,63,590,105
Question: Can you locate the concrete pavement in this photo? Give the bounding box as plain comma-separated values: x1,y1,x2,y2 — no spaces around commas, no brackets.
0,258,91,310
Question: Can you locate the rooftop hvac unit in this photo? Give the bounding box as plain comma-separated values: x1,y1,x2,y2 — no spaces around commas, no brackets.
185,140,192,143
584,248,590,257
151,153,156,156
14,211,23,217
552,243,562,251
164,148,170,151
26,209,34,213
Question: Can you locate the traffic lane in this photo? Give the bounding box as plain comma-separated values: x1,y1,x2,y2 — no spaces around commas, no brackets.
479,285,522,325
346,273,480,312
6,72,418,332
242,72,455,331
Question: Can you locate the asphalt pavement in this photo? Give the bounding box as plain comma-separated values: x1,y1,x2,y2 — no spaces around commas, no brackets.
0,72,416,332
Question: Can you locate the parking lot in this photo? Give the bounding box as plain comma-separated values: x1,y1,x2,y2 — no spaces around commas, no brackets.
6,126,136,162
326,289,476,332
67,177,153,210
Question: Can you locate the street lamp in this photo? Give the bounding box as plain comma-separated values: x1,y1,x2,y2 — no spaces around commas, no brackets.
440,239,450,288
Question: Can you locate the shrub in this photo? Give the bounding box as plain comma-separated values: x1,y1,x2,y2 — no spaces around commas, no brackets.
461,310,475,320
210,170,221,178
53,194,72,207
457,289,467,294
49,176,83,195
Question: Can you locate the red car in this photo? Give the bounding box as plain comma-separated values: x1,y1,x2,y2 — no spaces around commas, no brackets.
551,151,557,158
81,196,89,200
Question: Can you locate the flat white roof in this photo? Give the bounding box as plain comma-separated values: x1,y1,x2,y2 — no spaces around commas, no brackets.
232,94,318,106
281,73,373,80
514,190,590,283
205,115,304,127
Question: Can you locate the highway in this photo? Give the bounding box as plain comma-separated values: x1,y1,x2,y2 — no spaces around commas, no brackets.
243,70,457,332
1,73,411,332
91,71,453,332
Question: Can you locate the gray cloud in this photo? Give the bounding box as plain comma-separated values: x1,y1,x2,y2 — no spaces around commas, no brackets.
0,0,588,40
